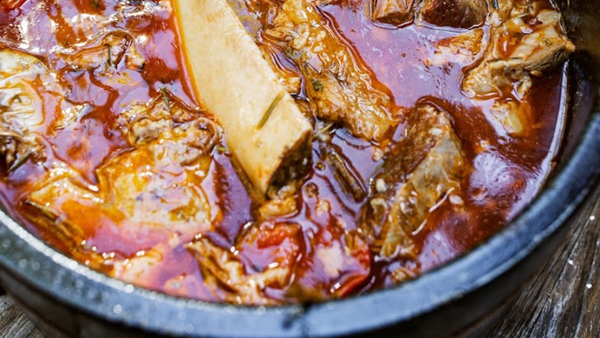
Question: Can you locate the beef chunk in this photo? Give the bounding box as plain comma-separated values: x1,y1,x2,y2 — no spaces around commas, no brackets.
372,0,416,25
512,10,575,73
463,9,575,98
25,97,218,268
360,103,466,259
418,0,488,28
265,0,398,141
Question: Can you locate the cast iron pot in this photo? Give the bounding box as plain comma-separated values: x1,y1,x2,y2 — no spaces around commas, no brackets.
1,0,600,337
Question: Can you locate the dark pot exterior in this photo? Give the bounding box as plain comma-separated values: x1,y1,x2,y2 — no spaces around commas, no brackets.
1,0,600,337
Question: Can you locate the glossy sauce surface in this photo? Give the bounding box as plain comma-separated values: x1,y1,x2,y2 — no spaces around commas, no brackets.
0,0,567,301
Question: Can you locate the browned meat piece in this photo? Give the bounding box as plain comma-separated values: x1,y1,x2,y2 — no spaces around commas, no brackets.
512,12,575,74
372,0,416,26
256,194,298,219
360,103,466,259
463,9,575,98
264,0,397,141
256,183,299,219
96,125,215,234
187,223,304,305
490,0,548,26
418,0,488,28
115,95,219,148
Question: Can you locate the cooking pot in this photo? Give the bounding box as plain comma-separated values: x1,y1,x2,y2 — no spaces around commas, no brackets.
1,0,600,337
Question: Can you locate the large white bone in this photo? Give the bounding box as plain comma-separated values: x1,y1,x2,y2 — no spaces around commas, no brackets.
174,0,313,197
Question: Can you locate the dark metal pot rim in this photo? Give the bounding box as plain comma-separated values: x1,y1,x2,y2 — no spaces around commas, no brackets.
1,114,600,337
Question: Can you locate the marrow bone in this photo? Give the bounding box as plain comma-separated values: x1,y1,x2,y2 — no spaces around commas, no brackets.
174,0,313,198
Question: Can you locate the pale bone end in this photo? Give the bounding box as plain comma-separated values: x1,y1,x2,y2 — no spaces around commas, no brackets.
174,0,313,197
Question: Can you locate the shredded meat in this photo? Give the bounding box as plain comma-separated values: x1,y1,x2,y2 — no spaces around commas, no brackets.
25,97,219,269
187,223,303,305
58,32,145,72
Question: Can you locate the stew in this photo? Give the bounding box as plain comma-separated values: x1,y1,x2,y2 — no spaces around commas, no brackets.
0,0,573,304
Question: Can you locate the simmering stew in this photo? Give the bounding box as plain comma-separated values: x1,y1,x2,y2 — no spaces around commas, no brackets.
0,0,573,304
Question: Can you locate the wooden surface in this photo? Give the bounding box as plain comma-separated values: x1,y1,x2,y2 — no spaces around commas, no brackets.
1,183,599,338
486,181,600,338
0,295,44,338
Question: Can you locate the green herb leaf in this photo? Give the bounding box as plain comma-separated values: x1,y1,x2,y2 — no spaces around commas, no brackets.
284,47,293,58
541,38,552,46
256,91,284,130
160,87,171,109
318,122,334,135
311,78,323,92
8,150,33,173
105,44,113,68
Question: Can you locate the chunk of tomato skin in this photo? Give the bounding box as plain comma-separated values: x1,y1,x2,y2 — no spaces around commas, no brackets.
237,222,304,274
334,271,370,297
